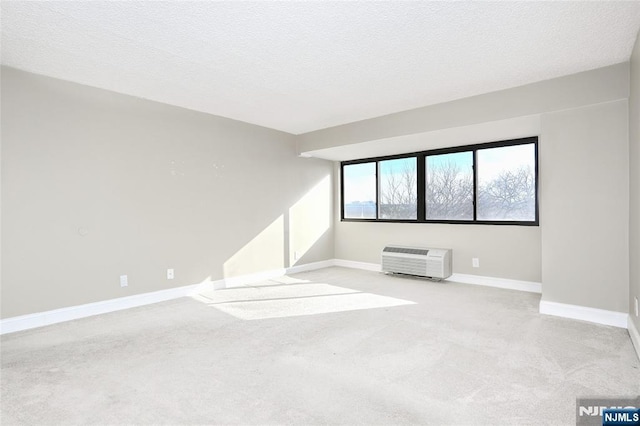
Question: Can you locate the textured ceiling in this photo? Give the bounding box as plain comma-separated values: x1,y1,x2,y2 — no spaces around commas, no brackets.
2,1,640,134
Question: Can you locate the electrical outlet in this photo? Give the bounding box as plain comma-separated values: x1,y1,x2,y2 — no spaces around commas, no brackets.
472,258,480,268
120,275,128,287
293,251,298,261
635,297,638,317
167,268,174,280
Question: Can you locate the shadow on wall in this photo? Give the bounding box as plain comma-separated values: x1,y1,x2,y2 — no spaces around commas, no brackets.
222,175,331,279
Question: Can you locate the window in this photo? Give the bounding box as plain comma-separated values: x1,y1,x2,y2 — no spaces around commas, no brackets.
343,162,376,219
477,144,536,221
341,137,538,225
378,157,417,220
426,152,473,220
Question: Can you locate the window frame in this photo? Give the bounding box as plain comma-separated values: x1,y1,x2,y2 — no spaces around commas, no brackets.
340,136,539,226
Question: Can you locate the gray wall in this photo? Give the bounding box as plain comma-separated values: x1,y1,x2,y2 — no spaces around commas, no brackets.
631,30,640,330
299,63,629,154
2,56,635,319
1,67,334,318
321,64,631,313
540,100,629,312
333,167,542,283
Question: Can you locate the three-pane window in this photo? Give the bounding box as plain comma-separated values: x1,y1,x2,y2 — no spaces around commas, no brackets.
341,137,538,225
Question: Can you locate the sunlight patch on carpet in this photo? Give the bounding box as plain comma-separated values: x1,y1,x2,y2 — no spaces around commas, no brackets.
191,282,415,320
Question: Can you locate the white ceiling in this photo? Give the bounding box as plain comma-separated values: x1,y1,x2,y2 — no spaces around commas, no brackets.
2,1,640,135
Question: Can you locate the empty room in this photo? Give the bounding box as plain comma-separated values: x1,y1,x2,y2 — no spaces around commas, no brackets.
2,1,640,425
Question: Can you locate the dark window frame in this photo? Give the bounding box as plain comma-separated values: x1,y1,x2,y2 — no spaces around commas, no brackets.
340,136,539,226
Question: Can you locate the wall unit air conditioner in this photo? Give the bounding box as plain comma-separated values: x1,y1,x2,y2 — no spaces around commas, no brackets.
381,246,452,280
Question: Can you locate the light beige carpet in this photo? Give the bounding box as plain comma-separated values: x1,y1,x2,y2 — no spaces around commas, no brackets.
2,267,639,425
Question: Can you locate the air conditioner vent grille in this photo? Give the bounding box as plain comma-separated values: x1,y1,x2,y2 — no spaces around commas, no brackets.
382,257,428,276
382,247,430,256
381,245,452,280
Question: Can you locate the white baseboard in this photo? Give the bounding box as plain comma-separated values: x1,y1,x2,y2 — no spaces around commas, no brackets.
0,279,219,335
332,259,541,294
288,259,336,274
449,273,541,294
224,260,335,288
628,317,640,361
223,268,289,288
539,300,628,328
2,258,632,339
333,259,381,272
0,260,333,335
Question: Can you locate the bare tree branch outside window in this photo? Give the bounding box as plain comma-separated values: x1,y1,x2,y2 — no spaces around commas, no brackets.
426,158,473,220
478,166,535,220
379,158,417,219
